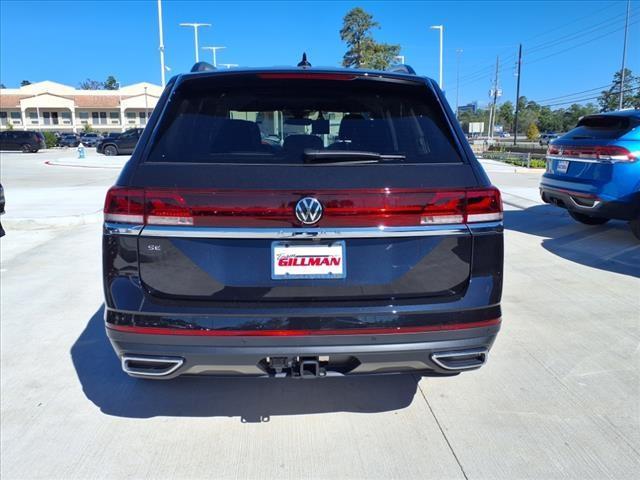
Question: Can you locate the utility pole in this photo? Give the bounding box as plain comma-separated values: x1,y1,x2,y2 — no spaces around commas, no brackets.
179,22,211,63
489,56,500,139
202,46,225,67
619,0,631,110
513,44,522,146
455,49,463,117
157,0,166,87
430,25,444,89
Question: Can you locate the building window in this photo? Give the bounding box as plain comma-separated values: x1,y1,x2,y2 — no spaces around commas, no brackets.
61,111,71,125
139,111,147,125
0,112,7,125
42,112,59,125
91,112,107,125
29,111,39,124
126,112,136,124
109,112,120,124
10,112,21,124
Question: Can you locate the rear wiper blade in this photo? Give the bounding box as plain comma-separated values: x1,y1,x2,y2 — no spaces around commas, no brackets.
303,149,406,164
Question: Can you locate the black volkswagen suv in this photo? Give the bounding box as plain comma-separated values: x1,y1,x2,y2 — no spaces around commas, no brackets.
103,64,503,379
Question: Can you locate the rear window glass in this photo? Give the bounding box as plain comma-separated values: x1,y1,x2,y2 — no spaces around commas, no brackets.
564,115,637,140
146,75,463,165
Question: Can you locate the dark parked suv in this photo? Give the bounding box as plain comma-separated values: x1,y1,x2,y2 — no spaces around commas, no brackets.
103,63,504,379
0,130,46,152
97,128,143,155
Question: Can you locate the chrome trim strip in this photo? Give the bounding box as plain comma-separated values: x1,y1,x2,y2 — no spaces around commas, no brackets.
104,222,144,236
546,155,601,164
139,224,474,239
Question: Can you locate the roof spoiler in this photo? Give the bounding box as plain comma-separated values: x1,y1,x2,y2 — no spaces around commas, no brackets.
191,61,216,73
386,64,416,75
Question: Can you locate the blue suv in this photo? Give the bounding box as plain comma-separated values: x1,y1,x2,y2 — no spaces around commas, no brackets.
540,110,640,240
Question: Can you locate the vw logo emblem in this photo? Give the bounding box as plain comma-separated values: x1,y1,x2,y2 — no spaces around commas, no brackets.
295,197,323,225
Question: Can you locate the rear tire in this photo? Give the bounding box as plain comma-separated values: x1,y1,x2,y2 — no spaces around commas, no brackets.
630,218,640,241
104,145,118,156
21,144,31,153
568,210,610,225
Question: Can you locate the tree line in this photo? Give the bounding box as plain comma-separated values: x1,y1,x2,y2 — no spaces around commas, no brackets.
459,69,640,137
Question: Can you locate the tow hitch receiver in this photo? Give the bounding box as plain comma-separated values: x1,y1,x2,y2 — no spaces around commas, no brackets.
264,356,326,378
299,359,321,378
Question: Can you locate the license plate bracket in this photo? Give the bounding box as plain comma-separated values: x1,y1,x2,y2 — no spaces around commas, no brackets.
272,241,346,280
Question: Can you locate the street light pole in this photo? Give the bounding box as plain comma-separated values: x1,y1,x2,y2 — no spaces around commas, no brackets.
619,0,631,110
179,22,211,63
144,86,149,125
430,25,444,89
202,46,225,67
157,0,166,87
455,49,463,117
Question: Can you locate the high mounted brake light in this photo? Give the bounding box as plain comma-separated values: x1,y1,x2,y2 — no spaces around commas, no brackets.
256,73,357,81
104,187,503,227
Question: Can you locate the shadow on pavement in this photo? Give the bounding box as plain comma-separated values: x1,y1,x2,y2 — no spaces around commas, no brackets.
71,306,419,421
504,204,640,278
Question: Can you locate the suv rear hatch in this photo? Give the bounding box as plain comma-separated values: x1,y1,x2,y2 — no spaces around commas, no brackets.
546,114,639,185
107,72,500,303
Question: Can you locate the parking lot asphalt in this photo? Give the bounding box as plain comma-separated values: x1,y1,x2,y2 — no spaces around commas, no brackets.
1,152,639,479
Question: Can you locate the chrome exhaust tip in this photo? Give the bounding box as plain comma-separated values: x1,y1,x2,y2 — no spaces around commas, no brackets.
121,355,184,377
431,348,488,371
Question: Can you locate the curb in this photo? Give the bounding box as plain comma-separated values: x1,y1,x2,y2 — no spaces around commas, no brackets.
45,160,125,169
2,211,102,230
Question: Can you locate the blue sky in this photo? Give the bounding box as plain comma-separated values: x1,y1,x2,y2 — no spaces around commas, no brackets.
1,0,638,109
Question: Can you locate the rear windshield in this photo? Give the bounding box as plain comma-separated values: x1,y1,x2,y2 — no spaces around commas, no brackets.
146,75,463,165
564,115,638,140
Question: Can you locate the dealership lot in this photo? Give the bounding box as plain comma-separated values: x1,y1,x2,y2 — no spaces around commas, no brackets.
1,152,639,479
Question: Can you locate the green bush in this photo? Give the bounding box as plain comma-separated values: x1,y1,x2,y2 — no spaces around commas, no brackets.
43,131,57,148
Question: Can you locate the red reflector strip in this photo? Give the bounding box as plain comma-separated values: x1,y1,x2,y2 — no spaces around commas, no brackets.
107,318,501,336
104,187,503,227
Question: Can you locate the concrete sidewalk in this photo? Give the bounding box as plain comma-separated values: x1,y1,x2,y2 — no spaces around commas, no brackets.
1,150,122,230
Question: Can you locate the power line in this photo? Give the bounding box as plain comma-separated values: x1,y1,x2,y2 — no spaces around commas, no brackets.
535,84,614,103
525,9,635,55
459,15,639,90
457,3,635,89
524,17,640,67
456,1,620,83
539,85,640,107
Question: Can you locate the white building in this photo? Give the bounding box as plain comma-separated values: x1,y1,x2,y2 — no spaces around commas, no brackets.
0,81,163,133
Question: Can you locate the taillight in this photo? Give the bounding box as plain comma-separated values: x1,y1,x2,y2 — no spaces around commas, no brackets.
145,190,193,225
104,187,144,223
465,188,503,223
547,145,560,155
592,146,636,162
104,187,503,227
547,144,636,162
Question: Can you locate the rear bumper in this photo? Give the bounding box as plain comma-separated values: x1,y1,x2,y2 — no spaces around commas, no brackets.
106,322,500,379
540,185,639,221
